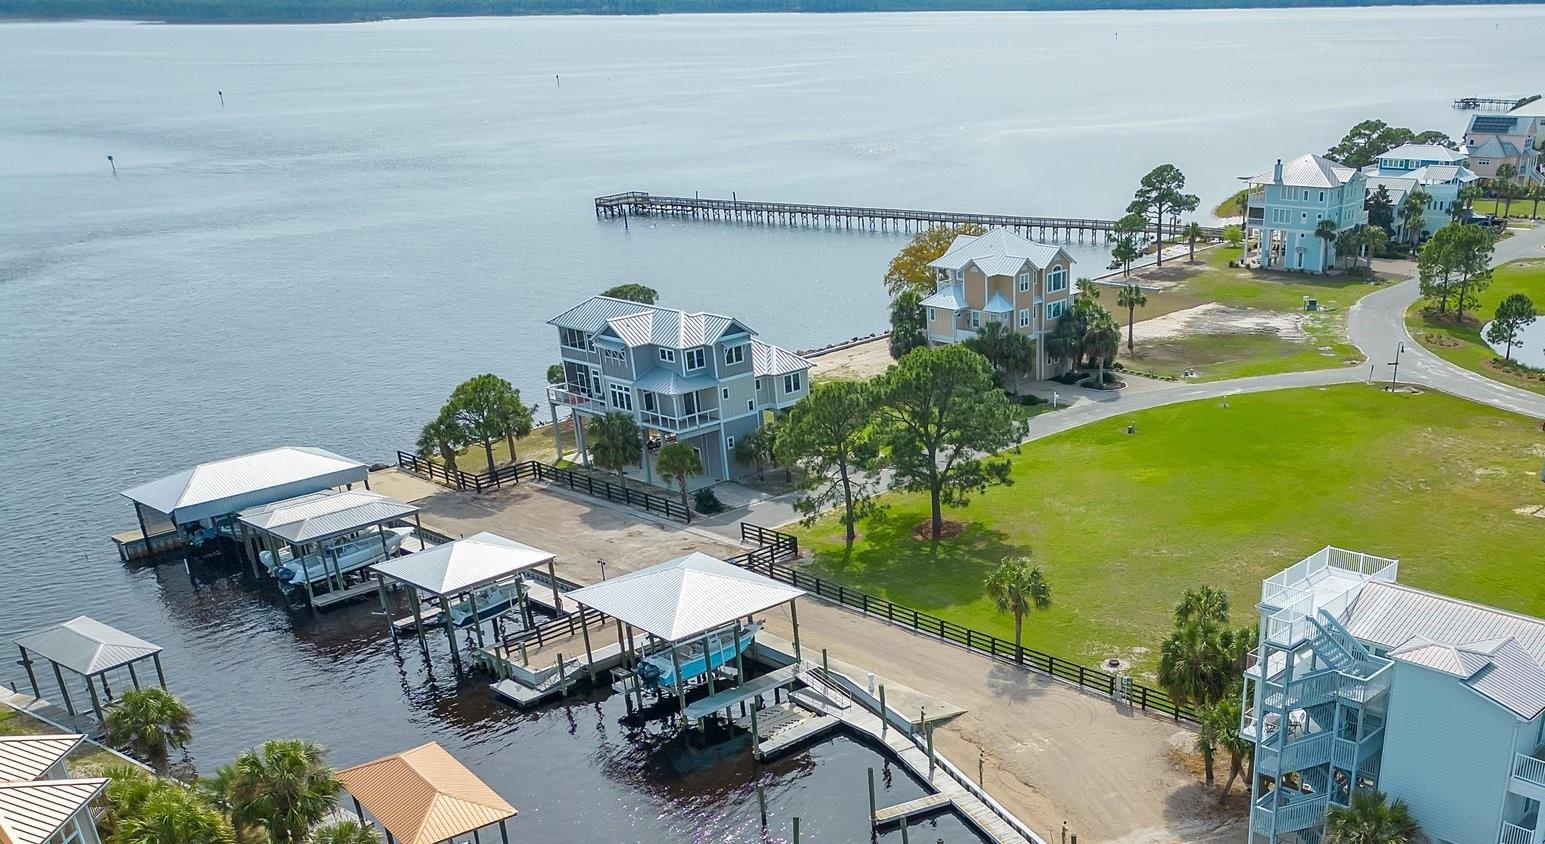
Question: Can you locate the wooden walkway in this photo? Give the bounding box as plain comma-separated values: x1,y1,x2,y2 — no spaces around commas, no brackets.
873,792,953,826
595,191,1222,241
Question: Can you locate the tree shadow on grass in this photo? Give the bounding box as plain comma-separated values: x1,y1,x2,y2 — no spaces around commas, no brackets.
809,506,1023,616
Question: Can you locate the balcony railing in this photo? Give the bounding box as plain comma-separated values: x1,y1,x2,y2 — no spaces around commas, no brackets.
1257,731,1333,777
1500,821,1534,844
639,408,721,432
1262,670,1340,712
1336,660,1392,703
1252,794,1329,835
1515,751,1545,789
547,385,606,413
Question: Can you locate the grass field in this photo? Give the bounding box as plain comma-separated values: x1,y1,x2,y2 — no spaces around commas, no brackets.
793,385,1545,678
0,706,124,774
1112,246,1381,381
1473,198,1543,220
1407,259,1545,396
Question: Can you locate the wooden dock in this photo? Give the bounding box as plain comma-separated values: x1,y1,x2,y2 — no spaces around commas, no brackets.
1453,96,1526,111
595,191,1222,242
873,792,954,826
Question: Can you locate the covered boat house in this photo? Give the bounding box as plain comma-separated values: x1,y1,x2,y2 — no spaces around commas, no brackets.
566,552,804,722
236,489,421,608
372,532,560,674
13,616,165,723
337,741,517,844
116,446,368,562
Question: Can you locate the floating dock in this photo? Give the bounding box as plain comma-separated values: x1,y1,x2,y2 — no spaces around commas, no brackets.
873,793,954,827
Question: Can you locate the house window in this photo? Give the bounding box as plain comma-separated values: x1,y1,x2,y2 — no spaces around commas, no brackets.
927,307,936,321
643,392,656,412
969,311,981,329
1319,191,1326,202
754,379,761,390
747,400,755,411
1046,300,1068,321
560,328,588,349
1046,266,1067,292
722,388,730,400
783,372,803,394
590,369,602,394
726,436,735,450
608,384,633,411
1018,308,1030,328
951,269,962,282
1017,272,1030,292
685,348,706,371
724,344,745,366
659,348,676,363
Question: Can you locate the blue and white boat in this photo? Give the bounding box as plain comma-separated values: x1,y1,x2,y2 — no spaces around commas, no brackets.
448,581,525,628
637,622,762,689
271,526,414,590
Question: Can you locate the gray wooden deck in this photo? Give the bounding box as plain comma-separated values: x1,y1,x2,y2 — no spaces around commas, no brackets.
873,792,953,826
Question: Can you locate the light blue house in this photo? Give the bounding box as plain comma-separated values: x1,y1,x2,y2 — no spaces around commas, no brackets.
1244,154,1367,273
1362,143,1480,242
1244,548,1545,844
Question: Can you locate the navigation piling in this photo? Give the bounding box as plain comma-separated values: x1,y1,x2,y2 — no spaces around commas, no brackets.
106,155,116,176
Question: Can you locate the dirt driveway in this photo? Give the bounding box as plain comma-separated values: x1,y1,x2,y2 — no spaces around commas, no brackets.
414,482,1247,843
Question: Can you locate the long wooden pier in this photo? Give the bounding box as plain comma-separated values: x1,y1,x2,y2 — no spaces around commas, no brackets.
1453,96,1527,112
595,191,1222,243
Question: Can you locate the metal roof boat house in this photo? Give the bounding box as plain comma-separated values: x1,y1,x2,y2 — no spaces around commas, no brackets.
1243,547,1545,844
338,741,517,844
0,734,108,844
545,296,811,487
116,446,370,563
13,616,166,723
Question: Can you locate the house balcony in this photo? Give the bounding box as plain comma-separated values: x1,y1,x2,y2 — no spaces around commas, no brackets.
1335,660,1392,704
639,408,721,433
547,385,606,415
1512,748,1545,802
1256,731,1333,778
1499,821,1538,844
1261,670,1340,712
1252,794,1329,836
1331,730,1383,774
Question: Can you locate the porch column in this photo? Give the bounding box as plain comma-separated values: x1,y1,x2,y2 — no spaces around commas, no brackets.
547,559,562,612
550,403,562,460
574,415,590,468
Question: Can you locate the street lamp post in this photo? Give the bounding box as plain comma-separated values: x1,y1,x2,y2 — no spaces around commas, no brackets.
1387,342,1405,388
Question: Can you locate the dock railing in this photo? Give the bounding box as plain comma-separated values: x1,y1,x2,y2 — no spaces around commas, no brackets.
395,452,690,522
730,523,1200,724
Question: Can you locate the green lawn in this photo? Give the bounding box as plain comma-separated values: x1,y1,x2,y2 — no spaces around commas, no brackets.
0,706,124,775
1111,247,1380,380
1473,198,1543,220
793,385,1545,679
1407,259,1545,396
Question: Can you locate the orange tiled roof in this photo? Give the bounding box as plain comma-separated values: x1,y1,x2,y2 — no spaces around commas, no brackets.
337,743,515,844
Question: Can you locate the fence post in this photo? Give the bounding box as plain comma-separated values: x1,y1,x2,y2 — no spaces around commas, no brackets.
1078,665,1085,687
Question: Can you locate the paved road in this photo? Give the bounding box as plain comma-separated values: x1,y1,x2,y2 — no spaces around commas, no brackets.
705,223,1545,536
1347,221,1545,420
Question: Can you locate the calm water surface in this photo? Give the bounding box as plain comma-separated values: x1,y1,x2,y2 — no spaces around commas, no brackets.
3,7,1545,840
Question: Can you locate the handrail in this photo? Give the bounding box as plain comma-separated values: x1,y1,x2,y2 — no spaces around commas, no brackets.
395,453,691,522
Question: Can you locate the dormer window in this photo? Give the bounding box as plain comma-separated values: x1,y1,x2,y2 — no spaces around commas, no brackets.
685,348,706,371
724,344,745,366
659,348,676,363
952,268,963,283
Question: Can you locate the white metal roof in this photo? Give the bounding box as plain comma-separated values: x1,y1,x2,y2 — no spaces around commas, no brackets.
632,367,720,396
1378,143,1465,164
928,228,1068,274
751,339,811,378
14,617,161,677
549,296,752,350
0,737,81,784
566,552,804,642
0,780,106,844
919,284,967,311
372,532,553,597
238,489,418,545
121,447,368,524
1247,153,1358,188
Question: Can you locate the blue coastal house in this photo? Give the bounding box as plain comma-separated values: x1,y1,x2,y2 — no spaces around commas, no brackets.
1244,154,1367,273
1361,143,1480,241
1244,548,1545,844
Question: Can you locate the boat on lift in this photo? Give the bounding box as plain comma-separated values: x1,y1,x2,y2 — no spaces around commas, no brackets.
448,580,526,628
271,526,414,590
637,622,763,690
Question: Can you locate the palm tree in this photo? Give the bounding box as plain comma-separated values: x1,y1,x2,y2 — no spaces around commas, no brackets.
587,410,642,476
655,442,703,516
1455,183,1482,222
1174,585,1230,626
1116,283,1147,352
495,394,534,465
225,739,342,844
1529,182,1543,219
104,687,194,774
1080,312,1121,389
733,426,772,481
1400,188,1431,246
1358,225,1389,271
309,821,382,844
1075,277,1101,303
1203,692,1252,798
416,408,466,474
984,556,1051,662
1325,790,1421,844
1158,618,1232,783
1182,221,1204,263
1314,219,1339,273
1494,163,1520,218
113,785,235,844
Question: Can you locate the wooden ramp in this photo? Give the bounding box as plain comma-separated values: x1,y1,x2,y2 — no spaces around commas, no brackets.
683,664,800,721
522,586,572,617
310,581,380,610
873,793,953,826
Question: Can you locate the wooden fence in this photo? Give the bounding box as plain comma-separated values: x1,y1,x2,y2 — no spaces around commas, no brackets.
396,452,690,522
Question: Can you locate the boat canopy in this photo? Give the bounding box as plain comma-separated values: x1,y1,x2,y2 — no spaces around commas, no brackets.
372,531,554,598
237,489,417,546
567,552,804,643
337,741,516,844
121,446,367,526
13,616,161,678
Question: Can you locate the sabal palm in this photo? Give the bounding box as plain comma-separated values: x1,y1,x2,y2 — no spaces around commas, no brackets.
226,739,342,844
655,443,703,511
1325,789,1420,844
1174,585,1230,626
1183,221,1203,262
1315,219,1339,272
588,411,642,476
1359,226,1388,269
1202,692,1252,797
1115,284,1147,351
1401,188,1431,246
1081,314,1121,387
1157,618,1231,709
984,556,1051,659
308,820,382,844
104,687,194,774
112,785,235,844
416,409,465,474
1075,278,1101,302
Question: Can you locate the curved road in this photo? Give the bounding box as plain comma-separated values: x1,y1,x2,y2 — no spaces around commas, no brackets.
711,223,1545,534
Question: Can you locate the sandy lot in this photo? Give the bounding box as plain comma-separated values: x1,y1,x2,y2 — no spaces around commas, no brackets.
413,482,1247,844
1130,302,1308,344
809,337,895,382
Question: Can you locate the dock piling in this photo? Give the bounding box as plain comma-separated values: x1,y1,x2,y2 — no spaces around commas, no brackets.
866,767,876,826
791,816,799,844
757,784,767,828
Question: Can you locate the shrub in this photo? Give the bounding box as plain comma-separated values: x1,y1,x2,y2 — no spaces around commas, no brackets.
693,487,726,515
1018,393,1046,406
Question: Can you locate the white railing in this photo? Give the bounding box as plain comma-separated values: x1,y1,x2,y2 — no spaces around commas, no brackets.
1337,660,1393,703
1515,752,1545,789
1262,670,1340,711
546,385,605,413
1500,821,1533,844
639,408,721,432
1261,546,1399,608
1252,794,1329,835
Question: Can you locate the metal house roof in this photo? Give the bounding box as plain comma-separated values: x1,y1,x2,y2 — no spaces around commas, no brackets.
371,532,553,597
338,742,516,844
14,617,161,677
928,228,1068,274
1247,153,1358,188
238,489,418,545
0,737,81,784
0,779,107,844
121,446,368,525
567,552,804,642
549,296,753,350
751,339,810,378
